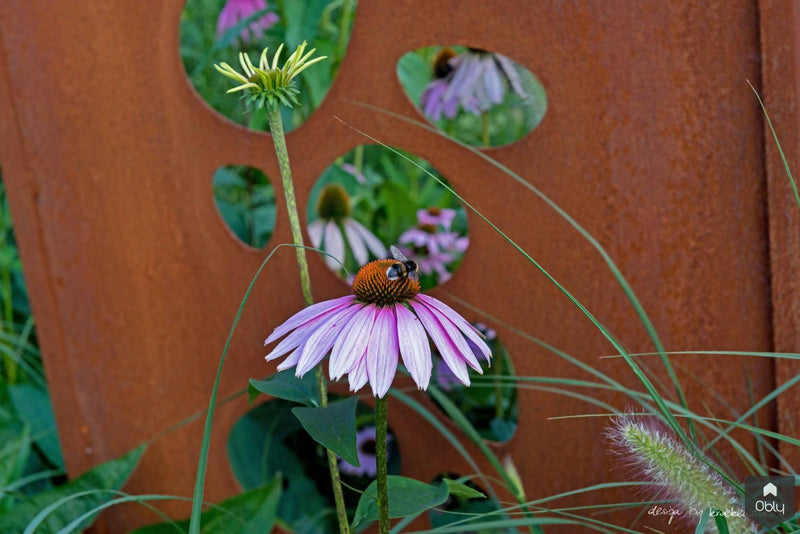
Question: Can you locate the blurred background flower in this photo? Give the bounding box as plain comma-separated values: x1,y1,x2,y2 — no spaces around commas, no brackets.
216,0,279,44
399,208,469,284
308,183,386,271
337,425,392,478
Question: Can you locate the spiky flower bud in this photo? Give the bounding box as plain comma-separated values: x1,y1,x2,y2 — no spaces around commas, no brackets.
214,41,326,112
608,416,756,533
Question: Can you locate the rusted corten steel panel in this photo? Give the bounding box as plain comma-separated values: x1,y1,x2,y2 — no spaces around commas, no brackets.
758,0,800,472
0,0,774,530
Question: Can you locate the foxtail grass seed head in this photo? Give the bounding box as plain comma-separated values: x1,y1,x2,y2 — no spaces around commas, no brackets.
608,416,756,533
264,252,491,397
214,41,326,112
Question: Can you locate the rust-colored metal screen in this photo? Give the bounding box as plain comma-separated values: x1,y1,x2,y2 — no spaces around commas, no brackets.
0,1,791,531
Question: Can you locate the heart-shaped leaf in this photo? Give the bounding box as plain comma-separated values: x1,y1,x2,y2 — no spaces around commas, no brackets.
291,397,358,466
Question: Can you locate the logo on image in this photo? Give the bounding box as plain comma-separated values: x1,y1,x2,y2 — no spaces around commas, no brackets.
744,476,795,529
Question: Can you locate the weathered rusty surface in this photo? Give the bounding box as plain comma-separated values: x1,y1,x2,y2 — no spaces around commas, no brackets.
0,0,774,531
758,0,800,470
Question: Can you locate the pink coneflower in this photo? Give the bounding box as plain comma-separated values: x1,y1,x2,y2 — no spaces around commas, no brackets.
216,0,279,45
337,426,391,478
264,252,491,397
308,183,386,271
398,208,468,284
420,47,527,121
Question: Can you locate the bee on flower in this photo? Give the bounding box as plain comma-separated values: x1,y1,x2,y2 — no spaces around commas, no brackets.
264,247,491,398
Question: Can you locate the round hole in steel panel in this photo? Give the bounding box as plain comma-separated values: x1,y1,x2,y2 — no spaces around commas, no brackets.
212,164,276,249
307,144,470,291
397,46,547,148
180,0,356,132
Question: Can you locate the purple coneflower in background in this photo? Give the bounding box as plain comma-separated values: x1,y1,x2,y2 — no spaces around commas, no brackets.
308,183,386,271
216,0,279,44
337,426,391,478
398,208,469,284
420,47,527,121
264,256,491,397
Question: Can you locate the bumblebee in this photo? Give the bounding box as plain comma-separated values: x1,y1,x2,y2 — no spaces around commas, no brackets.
386,246,419,282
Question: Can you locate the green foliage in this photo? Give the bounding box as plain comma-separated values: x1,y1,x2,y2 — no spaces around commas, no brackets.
227,401,335,533
134,477,282,534
6,445,144,533
351,476,449,530
292,396,359,466
249,370,319,406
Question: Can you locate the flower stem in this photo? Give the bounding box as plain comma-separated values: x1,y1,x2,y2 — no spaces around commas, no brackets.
375,396,390,534
481,112,491,147
267,109,313,306
267,108,350,534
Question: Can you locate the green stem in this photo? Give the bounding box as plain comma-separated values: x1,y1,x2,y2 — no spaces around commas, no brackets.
481,113,491,147
267,108,350,534
335,0,354,69
267,109,313,306
375,396,389,534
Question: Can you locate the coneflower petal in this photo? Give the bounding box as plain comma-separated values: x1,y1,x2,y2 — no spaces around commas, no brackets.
323,221,345,270
276,347,302,371
265,315,322,361
329,304,377,379
421,301,482,373
482,58,505,104
308,219,324,248
348,219,387,259
416,294,491,363
396,304,432,390
295,303,362,376
265,295,355,344
366,307,399,398
348,352,368,392
343,219,368,266
410,301,470,385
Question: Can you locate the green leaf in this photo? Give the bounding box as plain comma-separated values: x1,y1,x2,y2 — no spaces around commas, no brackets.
695,508,711,533
248,370,318,406
442,479,485,499
283,0,328,50
5,445,145,533
713,512,730,534
351,476,449,529
9,384,64,468
0,419,30,490
133,477,282,534
291,397,359,466
227,403,333,531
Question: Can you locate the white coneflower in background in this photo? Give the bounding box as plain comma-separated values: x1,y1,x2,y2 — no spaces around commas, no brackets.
608,415,756,533
307,183,385,271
